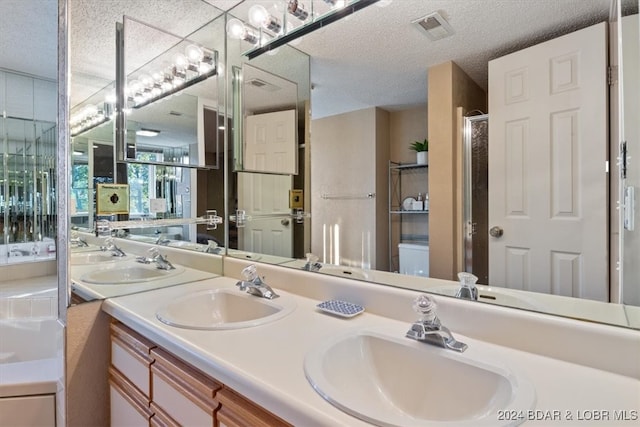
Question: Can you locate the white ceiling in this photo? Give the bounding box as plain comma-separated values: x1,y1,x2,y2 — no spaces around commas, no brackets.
1,0,637,121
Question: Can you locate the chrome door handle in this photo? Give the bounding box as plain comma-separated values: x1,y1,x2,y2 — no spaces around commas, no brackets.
489,226,504,238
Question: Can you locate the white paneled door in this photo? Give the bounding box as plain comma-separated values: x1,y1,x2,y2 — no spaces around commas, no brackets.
244,109,297,175
238,172,293,258
488,22,608,301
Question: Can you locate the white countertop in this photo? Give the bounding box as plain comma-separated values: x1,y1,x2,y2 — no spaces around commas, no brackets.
70,256,218,301
103,276,640,426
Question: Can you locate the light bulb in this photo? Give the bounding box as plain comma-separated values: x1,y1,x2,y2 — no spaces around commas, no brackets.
185,44,204,63
226,18,246,40
139,74,153,88
248,4,269,27
198,62,212,74
105,90,117,104
152,71,164,84
173,53,188,71
128,79,141,94
84,104,97,117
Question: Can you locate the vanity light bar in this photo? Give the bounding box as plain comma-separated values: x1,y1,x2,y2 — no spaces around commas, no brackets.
70,102,112,137
246,0,380,59
128,48,218,110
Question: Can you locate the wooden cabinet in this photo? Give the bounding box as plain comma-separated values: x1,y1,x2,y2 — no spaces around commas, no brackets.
150,348,220,426
109,320,291,427
110,366,153,427
217,387,291,427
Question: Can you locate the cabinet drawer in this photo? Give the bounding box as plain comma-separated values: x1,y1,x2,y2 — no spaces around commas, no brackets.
151,348,221,427
0,394,55,427
110,366,153,427
149,402,180,427
110,321,156,396
217,387,292,427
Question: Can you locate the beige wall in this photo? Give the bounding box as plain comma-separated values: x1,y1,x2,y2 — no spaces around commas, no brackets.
428,61,486,281
311,107,389,270
66,301,110,427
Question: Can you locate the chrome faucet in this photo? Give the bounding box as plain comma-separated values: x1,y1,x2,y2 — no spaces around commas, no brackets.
302,253,322,272
204,240,223,254
236,264,279,299
101,237,126,257
455,272,479,301
70,236,89,247
136,247,174,270
155,234,171,245
406,294,467,352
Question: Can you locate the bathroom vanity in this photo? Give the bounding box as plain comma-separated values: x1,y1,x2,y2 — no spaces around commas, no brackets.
100,259,640,427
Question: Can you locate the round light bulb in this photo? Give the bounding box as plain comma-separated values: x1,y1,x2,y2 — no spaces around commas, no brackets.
173,53,188,71
152,71,164,84
226,18,246,39
248,4,269,27
139,74,153,88
185,44,204,62
84,104,97,117
104,90,117,104
128,79,141,94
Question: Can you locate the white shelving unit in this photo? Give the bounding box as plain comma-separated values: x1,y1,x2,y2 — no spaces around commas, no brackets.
388,161,429,272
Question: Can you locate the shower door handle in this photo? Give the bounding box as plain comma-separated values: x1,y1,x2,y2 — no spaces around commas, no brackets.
489,226,504,238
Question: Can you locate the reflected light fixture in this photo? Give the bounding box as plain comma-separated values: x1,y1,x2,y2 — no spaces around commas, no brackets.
227,17,259,44
136,128,161,137
248,4,282,34
127,44,217,110
70,102,112,137
287,0,309,21
245,0,382,59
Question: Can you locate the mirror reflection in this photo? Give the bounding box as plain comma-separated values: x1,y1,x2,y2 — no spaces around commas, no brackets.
1,71,57,265
68,0,227,303
225,0,640,329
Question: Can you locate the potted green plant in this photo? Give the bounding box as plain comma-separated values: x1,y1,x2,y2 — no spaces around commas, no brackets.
410,139,428,165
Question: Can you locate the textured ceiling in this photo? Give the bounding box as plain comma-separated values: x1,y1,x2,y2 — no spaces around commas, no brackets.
293,0,618,118
2,0,638,121
0,0,58,80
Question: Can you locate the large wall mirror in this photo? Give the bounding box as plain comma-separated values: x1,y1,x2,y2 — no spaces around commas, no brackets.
225,0,640,330
68,0,228,302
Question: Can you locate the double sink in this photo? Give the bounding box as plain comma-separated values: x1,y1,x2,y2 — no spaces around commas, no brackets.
75,249,535,426
152,286,535,426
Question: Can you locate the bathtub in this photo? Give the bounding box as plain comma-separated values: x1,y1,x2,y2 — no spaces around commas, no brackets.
0,318,61,426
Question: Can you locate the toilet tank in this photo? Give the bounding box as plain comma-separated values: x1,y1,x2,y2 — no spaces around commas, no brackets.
398,243,429,277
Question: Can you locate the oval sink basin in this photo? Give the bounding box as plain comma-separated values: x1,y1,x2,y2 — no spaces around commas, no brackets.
80,265,184,285
70,252,127,265
305,329,535,427
156,288,296,330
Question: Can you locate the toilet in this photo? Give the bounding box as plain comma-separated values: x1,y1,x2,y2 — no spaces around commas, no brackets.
398,243,429,277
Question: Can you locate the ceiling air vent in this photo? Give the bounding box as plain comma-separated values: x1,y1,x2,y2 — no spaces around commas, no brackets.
413,11,455,41
246,78,282,92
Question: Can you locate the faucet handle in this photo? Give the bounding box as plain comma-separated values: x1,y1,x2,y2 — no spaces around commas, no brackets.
457,272,478,286
241,264,259,282
412,294,439,324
